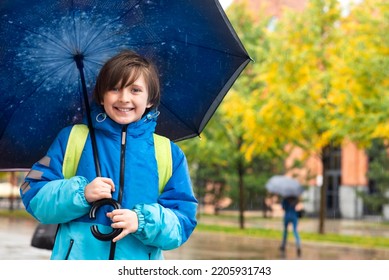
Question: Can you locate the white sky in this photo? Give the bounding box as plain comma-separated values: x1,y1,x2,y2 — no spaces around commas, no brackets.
219,0,233,10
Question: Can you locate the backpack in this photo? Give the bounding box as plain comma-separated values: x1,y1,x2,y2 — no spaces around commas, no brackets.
62,124,172,191
31,124,172,250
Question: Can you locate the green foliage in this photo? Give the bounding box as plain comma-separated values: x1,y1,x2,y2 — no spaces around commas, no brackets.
196,223,389,249
0,209,32,219
0,172,10,181
359,139,389,212
225,156,284,210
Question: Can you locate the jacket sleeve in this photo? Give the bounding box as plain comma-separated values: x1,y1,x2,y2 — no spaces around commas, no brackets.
20,126,91,224
132,142,198,250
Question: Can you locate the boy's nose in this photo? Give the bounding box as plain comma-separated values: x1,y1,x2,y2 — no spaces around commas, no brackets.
119,89,131,102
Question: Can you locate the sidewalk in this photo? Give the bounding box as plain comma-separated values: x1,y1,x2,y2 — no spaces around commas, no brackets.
166,230,389,260
1,213,389,260
175,211,389,260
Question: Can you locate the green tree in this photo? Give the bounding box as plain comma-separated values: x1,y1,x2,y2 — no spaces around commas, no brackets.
180,113,234,215
361,139,389,213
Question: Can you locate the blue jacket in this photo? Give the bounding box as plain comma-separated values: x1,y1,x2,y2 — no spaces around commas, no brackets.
21,105,198,260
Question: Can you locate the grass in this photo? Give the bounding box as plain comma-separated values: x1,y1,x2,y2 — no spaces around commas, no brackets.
196,223,389,250
0,209,32,219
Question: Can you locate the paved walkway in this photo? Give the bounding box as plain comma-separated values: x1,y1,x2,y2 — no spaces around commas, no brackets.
166,211,389,260
166,231,389,260
0,216,52,260
1,214,389,260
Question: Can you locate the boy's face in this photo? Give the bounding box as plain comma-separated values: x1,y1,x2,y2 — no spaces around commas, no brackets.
101,73,152,125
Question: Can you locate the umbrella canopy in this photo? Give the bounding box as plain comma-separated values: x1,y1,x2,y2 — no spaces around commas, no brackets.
0,0,250,170
265,175,304,197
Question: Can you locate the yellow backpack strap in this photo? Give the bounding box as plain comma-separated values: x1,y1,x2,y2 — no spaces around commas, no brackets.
153,134,172,194
62,124,89,179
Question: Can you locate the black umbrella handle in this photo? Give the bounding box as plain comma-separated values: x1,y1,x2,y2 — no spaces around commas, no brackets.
89,198,123,241
74,54,102,178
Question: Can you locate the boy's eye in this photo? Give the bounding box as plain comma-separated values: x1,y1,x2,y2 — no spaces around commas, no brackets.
132,88,142,93
112,87,119,92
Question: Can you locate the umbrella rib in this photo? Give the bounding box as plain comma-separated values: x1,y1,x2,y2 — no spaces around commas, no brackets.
173,39,251,60
155,39,250,140
158,100,200,139
89,37,250,60
4,60,76,122
81,0,142,54
213,0,251,59
199,56,251,132
3,20,73,56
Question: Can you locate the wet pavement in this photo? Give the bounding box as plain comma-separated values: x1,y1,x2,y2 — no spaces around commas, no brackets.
0,217,51,260
1,215,389,260
166,231,389,260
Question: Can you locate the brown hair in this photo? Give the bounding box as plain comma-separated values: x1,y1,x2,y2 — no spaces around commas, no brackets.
93,50,160,111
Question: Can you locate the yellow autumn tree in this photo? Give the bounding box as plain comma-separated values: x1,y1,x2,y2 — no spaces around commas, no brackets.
330,0,389,145
242,0,344,234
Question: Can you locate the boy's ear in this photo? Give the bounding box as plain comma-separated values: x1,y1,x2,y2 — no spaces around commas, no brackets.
146,102,153,108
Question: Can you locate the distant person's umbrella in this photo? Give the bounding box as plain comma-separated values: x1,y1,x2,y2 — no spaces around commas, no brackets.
265,175,304,197
0,0,251,170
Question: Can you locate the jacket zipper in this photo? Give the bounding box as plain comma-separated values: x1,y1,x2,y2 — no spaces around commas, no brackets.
65,239,74,260
118,125,127,204
109,125,128,260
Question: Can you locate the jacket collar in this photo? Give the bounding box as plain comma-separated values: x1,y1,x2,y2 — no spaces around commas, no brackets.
85,103,158,138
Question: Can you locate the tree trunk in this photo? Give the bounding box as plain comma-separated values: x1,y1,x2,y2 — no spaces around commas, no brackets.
236,135,245,229
318,147,329,234
238,160,245,229
318,172,327,234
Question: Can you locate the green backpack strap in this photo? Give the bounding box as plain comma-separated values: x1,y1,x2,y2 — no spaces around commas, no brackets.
153,133,172,193
62,124,89,179
62,125,172,194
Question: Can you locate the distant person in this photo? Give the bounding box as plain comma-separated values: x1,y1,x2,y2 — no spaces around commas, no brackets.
280,196,301,257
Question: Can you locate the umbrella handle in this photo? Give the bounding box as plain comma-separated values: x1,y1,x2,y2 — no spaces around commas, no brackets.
89,198,123,241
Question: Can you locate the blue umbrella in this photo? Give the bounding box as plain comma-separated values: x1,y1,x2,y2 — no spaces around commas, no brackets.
0,0,250,170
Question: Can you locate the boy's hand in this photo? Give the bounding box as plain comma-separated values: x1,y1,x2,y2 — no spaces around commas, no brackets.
106,209,139,242
84,177,115,203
